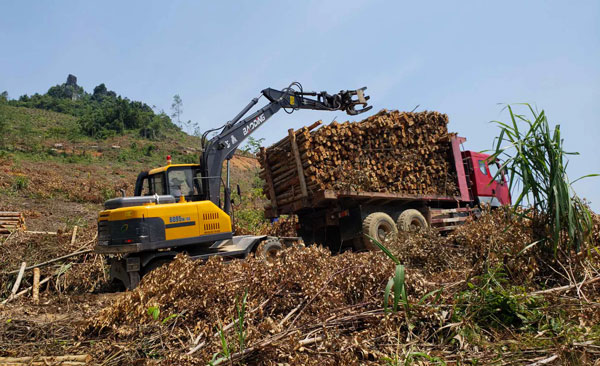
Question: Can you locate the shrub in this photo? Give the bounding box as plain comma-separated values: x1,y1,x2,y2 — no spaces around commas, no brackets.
12,176,29,191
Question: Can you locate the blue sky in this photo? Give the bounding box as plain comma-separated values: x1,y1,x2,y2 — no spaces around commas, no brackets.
1,1,599,209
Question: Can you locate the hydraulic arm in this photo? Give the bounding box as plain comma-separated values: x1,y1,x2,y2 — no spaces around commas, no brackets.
201,83,372,213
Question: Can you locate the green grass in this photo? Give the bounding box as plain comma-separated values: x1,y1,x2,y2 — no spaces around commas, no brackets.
489,104,597,254
0,104,207,170
0,104,82,144
208,290,249,366
367,235,408,314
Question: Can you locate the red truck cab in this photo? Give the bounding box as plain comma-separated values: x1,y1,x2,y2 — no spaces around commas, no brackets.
462,150,511,206
450,136,511,207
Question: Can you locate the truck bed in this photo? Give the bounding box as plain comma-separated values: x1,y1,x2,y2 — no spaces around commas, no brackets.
265,189,463,218
262,132,472,219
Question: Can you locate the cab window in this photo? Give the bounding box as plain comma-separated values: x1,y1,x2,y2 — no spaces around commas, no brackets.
153,174,165,195
168,169,198,197
141,173,165,195
142,177,152,195
193,170,203,197
478,160,488,176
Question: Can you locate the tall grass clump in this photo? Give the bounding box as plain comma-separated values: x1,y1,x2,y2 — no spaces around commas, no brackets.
367,235,408,314
489,104,597,254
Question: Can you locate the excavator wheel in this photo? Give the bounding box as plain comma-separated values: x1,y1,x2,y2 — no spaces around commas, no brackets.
257,238,284,262
397,209,428,232
362,212,398,251
143,257,173,276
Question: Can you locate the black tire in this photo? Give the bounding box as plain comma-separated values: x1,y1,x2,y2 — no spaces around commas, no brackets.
362,212,398,251
257,239,284,262
397,209,428,232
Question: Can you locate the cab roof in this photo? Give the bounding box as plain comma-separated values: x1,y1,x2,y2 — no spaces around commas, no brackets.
148,163,200,175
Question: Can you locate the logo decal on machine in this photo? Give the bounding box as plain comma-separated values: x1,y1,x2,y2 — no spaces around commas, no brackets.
242,113,266,136
169,216,191,223
166,216,195,229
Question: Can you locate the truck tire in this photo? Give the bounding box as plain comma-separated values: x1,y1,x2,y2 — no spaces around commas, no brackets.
257,238,284,262
362,212,398,250
397,209,428,232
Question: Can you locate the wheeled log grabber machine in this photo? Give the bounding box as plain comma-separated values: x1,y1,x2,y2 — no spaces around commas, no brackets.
94,83,372,289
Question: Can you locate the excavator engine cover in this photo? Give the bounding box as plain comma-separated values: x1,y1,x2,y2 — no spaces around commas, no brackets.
96,200,233,254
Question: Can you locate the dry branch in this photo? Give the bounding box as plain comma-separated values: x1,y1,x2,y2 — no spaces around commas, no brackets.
3,249,93,275
2,276,51,305
529,276,600,295
70,225,78,245
0,354,91,365
32,268,40,305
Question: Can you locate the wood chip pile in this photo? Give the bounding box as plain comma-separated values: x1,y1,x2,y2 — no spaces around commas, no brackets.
259,110,460,210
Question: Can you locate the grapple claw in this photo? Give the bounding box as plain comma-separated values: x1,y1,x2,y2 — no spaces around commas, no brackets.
342,87,372,115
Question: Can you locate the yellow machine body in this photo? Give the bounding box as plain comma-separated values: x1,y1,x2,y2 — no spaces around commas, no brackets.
97,197,233,253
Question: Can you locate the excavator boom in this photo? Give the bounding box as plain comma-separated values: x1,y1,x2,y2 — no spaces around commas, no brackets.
201,83,372,212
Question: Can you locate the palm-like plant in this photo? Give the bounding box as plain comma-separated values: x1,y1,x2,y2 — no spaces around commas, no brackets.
489,104,597,254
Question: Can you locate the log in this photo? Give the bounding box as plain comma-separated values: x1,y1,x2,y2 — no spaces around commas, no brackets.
0,354,91,364
70,225,78,245
288,129,308,198
11,262,26,296
2,276,51,305
0,212,22,217
0,212,25,234
25,231,58,235
32,268,40,305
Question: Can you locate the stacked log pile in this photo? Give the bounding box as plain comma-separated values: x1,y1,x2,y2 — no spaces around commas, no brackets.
259,110,460,210
0,211,26,234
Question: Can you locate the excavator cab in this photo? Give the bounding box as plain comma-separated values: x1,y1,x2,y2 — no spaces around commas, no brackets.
134,161,205,202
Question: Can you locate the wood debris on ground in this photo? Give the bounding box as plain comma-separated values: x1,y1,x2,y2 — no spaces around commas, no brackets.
1,209,599,365
82,209,600,365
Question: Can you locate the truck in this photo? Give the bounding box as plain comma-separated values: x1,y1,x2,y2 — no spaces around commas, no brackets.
262,134,511,251
94,83,372,289
94,82,511,290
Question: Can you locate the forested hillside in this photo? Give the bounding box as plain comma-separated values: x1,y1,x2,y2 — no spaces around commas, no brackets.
2,74,175,139
0,76,262,232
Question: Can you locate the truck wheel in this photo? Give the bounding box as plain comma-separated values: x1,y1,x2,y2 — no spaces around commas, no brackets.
257,239,284,262
397,209,428,232
362,212,398,250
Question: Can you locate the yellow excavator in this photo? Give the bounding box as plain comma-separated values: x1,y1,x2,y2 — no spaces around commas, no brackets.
94,83,371,289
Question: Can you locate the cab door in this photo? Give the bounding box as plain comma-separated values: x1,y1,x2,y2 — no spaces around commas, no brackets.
487,161,511,205
467,151,510,206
